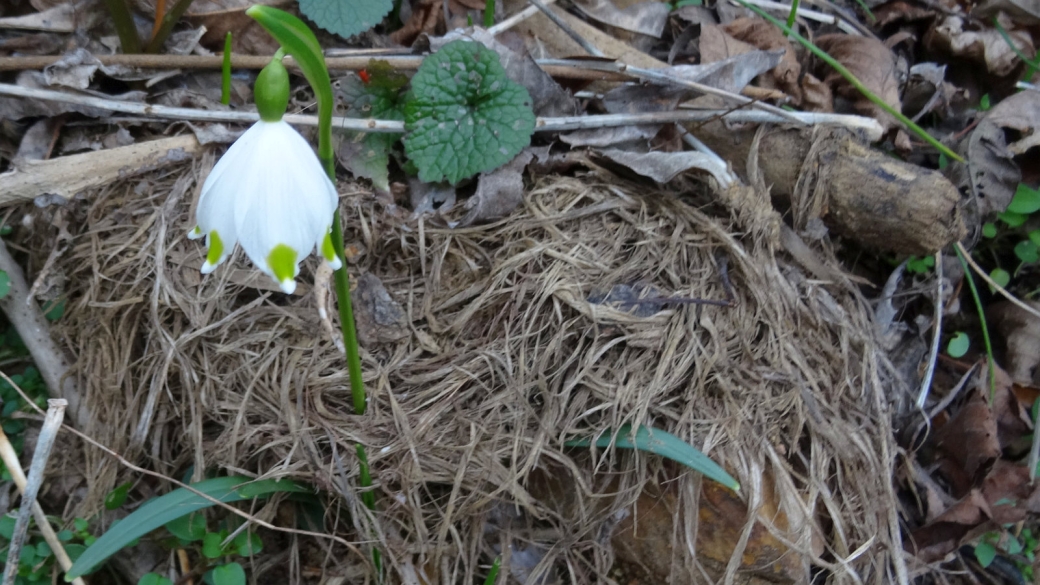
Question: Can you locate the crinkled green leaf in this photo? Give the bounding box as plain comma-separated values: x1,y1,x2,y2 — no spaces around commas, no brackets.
565,424,739,491
298,0,392,39
336,65,407,190
404,40,535,185
66,477,310,579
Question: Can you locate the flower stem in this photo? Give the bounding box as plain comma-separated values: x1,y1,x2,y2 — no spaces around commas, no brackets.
329,214,367,415
220,32,232,106
101,0,141,54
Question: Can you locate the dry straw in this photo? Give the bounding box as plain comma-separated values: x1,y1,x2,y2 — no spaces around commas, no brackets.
27,157,904,582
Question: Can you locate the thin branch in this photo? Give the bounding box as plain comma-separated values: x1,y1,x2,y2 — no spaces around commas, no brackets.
487,0,558,35
2,400,65,585
526,0,604,57
0,425,86,585
0,83,884,139
915,251,943,409
955,242,1040,321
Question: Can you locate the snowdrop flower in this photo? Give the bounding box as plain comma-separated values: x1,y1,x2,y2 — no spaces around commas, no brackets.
189,53,340,294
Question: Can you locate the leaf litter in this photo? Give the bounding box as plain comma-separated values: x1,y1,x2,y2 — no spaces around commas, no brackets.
1,0,1040,582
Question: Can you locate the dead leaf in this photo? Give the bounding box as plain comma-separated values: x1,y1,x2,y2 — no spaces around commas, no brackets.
0,32,65,55
560,125,660,148
352,272,409,345
14,117,61,163
409,178,457,218
932,390,1000,496
571,0,671,38
945,92,1032,217
989,300,1040,385
458,149,535,227
673,4,718,25
909,489,992,562
43,48,101,90
0,0,98,32
814,34,902,130
924,15,1035,77
598,148,731,186
981,460,1040,524
0,71,111,119
975,0,1040,26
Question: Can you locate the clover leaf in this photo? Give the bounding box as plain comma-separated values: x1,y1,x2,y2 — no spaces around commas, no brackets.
404,40,535,184
298,0,392,39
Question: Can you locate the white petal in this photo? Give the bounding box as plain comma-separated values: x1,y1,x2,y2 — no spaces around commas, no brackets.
233,121,338,286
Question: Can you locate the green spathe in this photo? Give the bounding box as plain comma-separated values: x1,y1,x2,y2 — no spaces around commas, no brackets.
255,52,289,122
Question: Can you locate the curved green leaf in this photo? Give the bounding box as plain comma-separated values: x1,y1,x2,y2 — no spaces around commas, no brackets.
565,424,740,491
65,477,310,580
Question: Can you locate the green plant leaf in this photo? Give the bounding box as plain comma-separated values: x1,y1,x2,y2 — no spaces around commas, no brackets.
1015,240,1039,263
906,255,934,274
989,268,1010,290
208,562,246,585
233,532,262,557
565,424,740,491
483,556,501,585
0,513,15,539
1007,534,1023,555
66,477,310,579
1008,184,1040,215
336,64,407,190
1000,211,1028,227
979,94,991,111
43,299,65,321
105,482,132,510
297,0,392,39
164,512,205,543
982,222,998,238
975,541,997,567
35,542,51,558
0,271,9,299
138,573,173,585
404,40,536,184
947,331,970,358
202,532,225,559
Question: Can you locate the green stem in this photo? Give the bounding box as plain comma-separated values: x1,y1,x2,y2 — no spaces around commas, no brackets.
101,0,141,54
734,0,964,163
221,32,232,106
785,0,799,33
954,245,996,399
145,0,197,53
355,444,382,575
484,0,495,28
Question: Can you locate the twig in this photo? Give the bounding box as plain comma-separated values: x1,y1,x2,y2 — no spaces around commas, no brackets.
2,400,65,585
0,424,86,585
733,0,863,36
487,0,558,35
927,363,978,421
915,251,943,409
679,126,737,189
526,0,604,57
0,238,87,429
0,83,885,139
955,242,1040,321
0,371,366,558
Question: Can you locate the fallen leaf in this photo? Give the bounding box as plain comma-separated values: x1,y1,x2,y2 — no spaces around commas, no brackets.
560,125,661,148
0,71,111,119
571,0,671,37
14,117,61,163
974,0,1040,25
0,0,98,32
981,460,1040,524
598,148,731,186
814,34,902,129
716,19,801,96
945,92,1032,217
924,15,1035,77
351,272,409,345
931,390,1000,496
909,489,992,562
43,48,100,90
409,178,457,218
458,149,535,227
989,300,1040,385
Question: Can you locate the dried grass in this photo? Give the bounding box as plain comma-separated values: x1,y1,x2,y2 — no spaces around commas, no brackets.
23,156,906,583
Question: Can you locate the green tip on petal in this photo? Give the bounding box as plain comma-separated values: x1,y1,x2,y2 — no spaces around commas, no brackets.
321,232,342,270
255,51,290,122
189,225,203,239
202,230,225,273
267,243,298,293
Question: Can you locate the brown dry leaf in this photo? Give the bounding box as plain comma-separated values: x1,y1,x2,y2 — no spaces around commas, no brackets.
718,19,800,93
924,16,1035,77
975,0,1040,25
571,0,671,38
931,390,1000,496
908,489,992,562
0,71,112,119
352,272,409,345
393,0,480,46
989,300,1040,384
458,149,535,227
981,460,1040,524
0,0,98,32
814,34,901,130
945,91,1033,217
13,117,61,163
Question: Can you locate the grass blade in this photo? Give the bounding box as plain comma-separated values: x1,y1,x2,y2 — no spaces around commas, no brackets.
566,424,740,491
65,476,309,579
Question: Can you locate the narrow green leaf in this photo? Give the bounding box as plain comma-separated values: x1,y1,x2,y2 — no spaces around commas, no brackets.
221,32,232,106
404,40,536,184
65,477,310,579
947,331,970,358
0,270,9,298
483,556,501,585
565,424,740,491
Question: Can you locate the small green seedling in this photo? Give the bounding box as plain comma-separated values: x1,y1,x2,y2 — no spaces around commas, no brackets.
947,331,970,358
906,255,935,274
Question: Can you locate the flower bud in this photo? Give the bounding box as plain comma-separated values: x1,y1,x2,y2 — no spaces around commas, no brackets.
255,51,289,122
